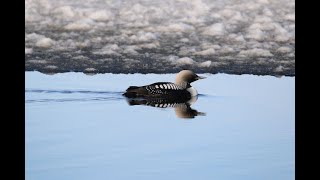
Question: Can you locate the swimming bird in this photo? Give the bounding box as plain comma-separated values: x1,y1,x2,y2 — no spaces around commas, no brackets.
122,70,205,98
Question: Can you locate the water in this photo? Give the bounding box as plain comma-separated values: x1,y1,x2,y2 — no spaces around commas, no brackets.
25,71,295,180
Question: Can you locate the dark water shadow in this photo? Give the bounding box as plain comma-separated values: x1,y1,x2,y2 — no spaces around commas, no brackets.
25,89,124,103
125,96,206,119
25,89,123,95
197,94,207,97
25,97,124,103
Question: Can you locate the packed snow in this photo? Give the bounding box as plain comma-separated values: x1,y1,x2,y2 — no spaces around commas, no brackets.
25,0,295,76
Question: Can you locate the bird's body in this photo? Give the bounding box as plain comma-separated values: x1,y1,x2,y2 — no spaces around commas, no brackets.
123,70,205,98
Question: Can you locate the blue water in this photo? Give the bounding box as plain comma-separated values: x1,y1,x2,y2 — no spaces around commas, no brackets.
25,72,295,180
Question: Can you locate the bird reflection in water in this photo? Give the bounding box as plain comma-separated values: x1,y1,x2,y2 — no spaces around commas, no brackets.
125,96,206,119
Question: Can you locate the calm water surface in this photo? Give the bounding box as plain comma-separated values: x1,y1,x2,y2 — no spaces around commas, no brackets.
25,72,295,180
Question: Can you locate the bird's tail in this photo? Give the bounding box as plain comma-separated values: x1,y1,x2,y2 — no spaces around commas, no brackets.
122,86,141,98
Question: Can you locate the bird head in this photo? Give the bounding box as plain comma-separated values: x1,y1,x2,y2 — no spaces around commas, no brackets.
175,70,206,85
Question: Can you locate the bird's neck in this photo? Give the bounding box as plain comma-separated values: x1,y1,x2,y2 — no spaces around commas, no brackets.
175,81,190,89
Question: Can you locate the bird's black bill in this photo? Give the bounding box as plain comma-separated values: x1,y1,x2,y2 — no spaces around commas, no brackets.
196,76,206,80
